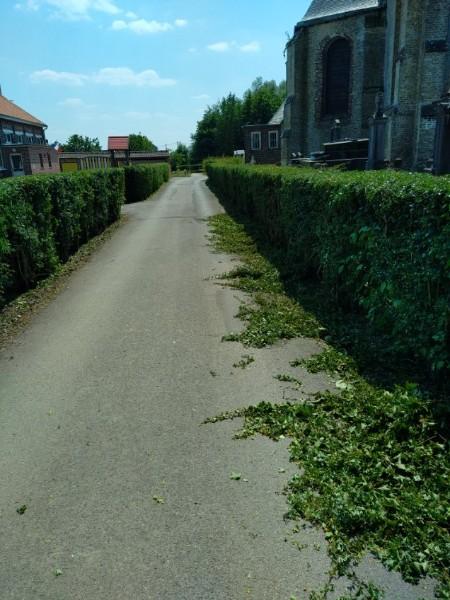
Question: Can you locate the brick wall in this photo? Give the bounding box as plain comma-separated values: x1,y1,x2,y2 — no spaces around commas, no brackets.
1,146,60,176
244,125,282,164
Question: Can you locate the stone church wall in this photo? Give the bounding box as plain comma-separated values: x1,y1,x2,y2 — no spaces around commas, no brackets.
384,0,450,170
283,9,385,161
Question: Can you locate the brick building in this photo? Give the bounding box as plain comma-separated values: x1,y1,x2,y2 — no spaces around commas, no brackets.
0,93,59,177
243,102,284,164
282,0,450,173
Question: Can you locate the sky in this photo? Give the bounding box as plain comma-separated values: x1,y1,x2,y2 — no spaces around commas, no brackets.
2,0,311,150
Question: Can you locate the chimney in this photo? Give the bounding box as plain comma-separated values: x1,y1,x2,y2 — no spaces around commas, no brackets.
0,84,2,97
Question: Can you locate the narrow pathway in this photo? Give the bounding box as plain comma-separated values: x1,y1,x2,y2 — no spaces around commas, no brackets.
0,176,435,599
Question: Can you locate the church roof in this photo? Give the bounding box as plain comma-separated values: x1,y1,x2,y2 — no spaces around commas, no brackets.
268,101,285,125
302,0,380,23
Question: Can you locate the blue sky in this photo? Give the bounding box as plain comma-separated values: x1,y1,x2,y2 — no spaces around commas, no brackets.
2,0,310,149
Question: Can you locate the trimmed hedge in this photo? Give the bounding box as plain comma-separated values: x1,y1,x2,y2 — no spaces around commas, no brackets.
206,160,450,377
0,168,124,305
124,163,170,204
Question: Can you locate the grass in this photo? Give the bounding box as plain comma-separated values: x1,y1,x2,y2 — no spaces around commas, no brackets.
207,212,450,599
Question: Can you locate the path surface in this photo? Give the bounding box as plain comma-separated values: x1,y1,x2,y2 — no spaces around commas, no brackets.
0,176,436,599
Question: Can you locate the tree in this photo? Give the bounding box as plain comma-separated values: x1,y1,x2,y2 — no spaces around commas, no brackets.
170,143,191,171
241,78,286,124
215,93,243,155
128,133,157,152
190,77,286,162
191,105,221,163
62,134,102,152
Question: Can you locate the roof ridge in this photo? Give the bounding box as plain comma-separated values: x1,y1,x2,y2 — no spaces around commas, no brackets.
302,0,380,23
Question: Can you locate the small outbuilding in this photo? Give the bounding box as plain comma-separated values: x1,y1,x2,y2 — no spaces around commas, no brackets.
243,102,285,165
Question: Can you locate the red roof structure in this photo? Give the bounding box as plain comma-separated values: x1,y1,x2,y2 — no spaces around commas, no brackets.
108,136,129,151
0,94,46,127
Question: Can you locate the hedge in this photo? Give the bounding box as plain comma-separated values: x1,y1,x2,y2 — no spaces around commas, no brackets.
0,168,124,305
124,163,170,204
206,160,450,377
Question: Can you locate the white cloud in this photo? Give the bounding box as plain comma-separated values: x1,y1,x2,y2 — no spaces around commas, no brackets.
31,69,87,86
15,0,39,11
207,40,261,53
16,0,121,19
112,17,187,35
31,67,176,88
111,19,127,30
125,10,137,19
58,97,95,109
125,18,173,34
93,67,175,87
207,41,231,53
240,41,261,53
192,94,210,100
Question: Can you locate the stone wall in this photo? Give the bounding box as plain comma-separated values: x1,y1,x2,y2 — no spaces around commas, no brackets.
282,8,385,163
384,0,450,170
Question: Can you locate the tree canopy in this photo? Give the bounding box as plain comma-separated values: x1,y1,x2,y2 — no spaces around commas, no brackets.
191,78,286,163
129,133,157,152
170,143,191,170
62,134,102,152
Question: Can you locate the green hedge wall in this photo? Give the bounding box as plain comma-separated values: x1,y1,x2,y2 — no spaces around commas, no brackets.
0,168,124,305
124,163,170,204
206,160,450,377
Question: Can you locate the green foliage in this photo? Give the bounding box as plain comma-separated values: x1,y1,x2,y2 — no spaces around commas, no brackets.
206,206,449,597
170,143,191,171
191,78,286,163
292,348,358,378
208,213,321,347
0,168,124,305
62,134,102,152
223,293,321,347
206,160,450,383
241,77,286,125
233,354,255,369
123,163,170,204
232,380,450,597
128,133,157,152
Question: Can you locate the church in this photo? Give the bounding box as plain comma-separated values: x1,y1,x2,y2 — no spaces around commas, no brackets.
282,0,450,173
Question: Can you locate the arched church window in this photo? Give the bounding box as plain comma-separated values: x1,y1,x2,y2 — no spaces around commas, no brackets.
323,38,352,116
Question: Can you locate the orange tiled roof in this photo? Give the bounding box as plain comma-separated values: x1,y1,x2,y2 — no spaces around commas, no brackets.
108,136,129,150
0,95,46,127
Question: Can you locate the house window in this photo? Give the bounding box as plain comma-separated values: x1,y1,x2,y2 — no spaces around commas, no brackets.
39,154,44,169
47,153,52,168
10,154,23,172
269,130,279,149
251,131,261,150
2,128,13,144
323,37,352,116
